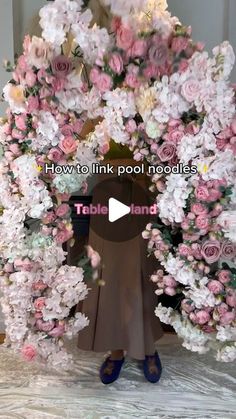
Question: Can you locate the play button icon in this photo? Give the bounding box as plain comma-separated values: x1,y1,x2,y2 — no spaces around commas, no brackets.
109,198,130,222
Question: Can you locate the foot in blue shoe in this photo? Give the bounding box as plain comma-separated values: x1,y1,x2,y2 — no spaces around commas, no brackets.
143,352,162,383
99,356,125,384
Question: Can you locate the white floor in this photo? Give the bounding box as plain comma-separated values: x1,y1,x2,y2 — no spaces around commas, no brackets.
0,335,235,419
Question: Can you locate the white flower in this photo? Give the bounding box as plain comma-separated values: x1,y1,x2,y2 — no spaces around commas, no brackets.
213,41,235,79
3,83,26,114
216,326,236,342
216,344,236,362
35,111,60,149
103,88,136,119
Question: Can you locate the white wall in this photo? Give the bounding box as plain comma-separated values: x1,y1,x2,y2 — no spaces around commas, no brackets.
0,0,14,114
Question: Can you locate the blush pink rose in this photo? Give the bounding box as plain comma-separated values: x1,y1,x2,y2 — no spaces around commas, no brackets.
220,311,235,326
217,270,231,284
61,125,74,137
157,142,176,162
165,287,177,296
191,243,202,259
231,118,236,135
221,240,236,260
179,244,192,257
226,290,236,308
171,36,189,53
116,24,134,50
129,39,147,58
27,96,39,113
143,63,158,79
90,67,100,84
87,245,101,268
59,136,77,154
47,147,63,162
15,115,27,131
55,203,70,218
164,129,184,143
36,319,55,332
34,297,46,311
148,43,168,65
181,79,201,102
195,185,209,201
191,203,208,216
125,73,140,88
201,240,222,264
51,55,72,78
217,303,229,315
109,53,124,74
55,228,73,244
195,215,209,230
163,275,177,287
12,129,25,140
125,119,137,134
195,310,211,325
96,73,113,92
25,70,37,87
21,344,37,361
207,280,224,294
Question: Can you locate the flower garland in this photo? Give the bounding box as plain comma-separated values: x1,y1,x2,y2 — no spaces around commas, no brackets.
0,0,235,366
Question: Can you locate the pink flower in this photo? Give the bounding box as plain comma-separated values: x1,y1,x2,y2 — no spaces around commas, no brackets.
171,36,189,54
47,147,63,162
191,203,208,216
181,299,194,313
207,280,224,294
143,63,158,79
181,79,201,102
165,287,177,296
48,324,65,338
61,125,74,137
87,245,101,268
231,118,236,135
179,244,192,257
73,120,83,134
148,43,168,65
56,203,70,218
15,115,27,131
226,290,236,308
51,55,72,78
34,297,46,311
221,240,236,260
125,73,140,88
195,185,209,201
217,303,229,315
164,129,184,143
111,16,122,32
96,73,113,93
90,67,100,84
157,142,176,162
36,320,55,332
59,136,77,154
163,275,177,287
33,281,48,291
42,211,56,224
25,70,37,87
125,119,137,134
55,228,73,244
191,243,202,259
116,24,135,50
195,310,211,325
22,344,37,361
195,215,209,230
201,240,222,264
220,311,235,326
109,53,124,75
8,143,21,156
128,40,147,58
179,59,189,73
12,129,25,140
217,270,231,284
27,95,39,113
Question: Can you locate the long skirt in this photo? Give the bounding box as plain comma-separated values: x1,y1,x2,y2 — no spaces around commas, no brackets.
77,160,163,360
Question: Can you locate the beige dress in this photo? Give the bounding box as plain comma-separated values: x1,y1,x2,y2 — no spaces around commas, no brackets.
77,159,163,360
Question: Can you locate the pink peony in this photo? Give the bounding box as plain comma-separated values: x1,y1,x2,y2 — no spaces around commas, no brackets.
157,142,176,162
34,297,46,311
217,270,231,284
195,215,209,230
207,280,224,294
22,344,37,361
179,244,192,257
116,24,134,50
195,310,211,325
191,203,208,216
221,240,236,260
51,55,72,78
27,96,39,113
56,203,70,218
59,136,77,154
195,185,210,201
96,73,113,92
220,311,235,326
15,115,27,131
171,36,189,53
129,39,147,58
109,53,124,74
201,240,222,264
181,79,201,102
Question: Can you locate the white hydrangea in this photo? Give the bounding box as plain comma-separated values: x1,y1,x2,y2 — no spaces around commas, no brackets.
216,344,236,362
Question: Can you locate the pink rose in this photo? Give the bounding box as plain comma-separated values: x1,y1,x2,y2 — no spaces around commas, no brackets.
148,43,168,65
171,36,189,54
143,63,158,79
207,280,224,294
56,203,70,218
51,55,72,78
165,287,177,296
186,121,200,135
55,228,73,244
116,24,134,50
179,244,192,257
220,311,235,326
125,73,140,88
191,203,208,216
163,275,177,287
125,119,137,134
226,290,236,308
42,211,56,224
18,54,29,71
109,53,124,75
34,297,46,311
90,67,100,84
96,73,113,93
195,215,209,230
21,344,37,361
181,79,201,102
73,120,83,134
15,115,27,131
61,124,74,137
33,281,48,291
25,70,37,87
201,240,222,264
231,118,236,135
195,185,209,201
195,310,211,325
191,243,202,259
12,129,25,140
221,240,236,260
217,270,231,284
8,143,21,156
129,40,147,58
217,303,229,315
157,142,176,162
164,129,184,143
36,319,55,332
47,147,63,162
27,96,39,113
48,324,65,338
181,299,194,313
59,136,77,154
87,245,101,268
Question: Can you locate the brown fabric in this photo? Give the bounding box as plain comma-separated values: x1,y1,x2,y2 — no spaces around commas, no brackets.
77,159,163,360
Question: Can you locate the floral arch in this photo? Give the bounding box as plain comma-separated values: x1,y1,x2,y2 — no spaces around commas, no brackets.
0,0,235,368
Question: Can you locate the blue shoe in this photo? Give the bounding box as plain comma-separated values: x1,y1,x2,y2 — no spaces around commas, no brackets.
143,352,162,383
99,356,125,384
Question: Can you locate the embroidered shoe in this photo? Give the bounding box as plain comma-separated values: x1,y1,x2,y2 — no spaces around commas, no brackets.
143,352,162,383
99,356,125,384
